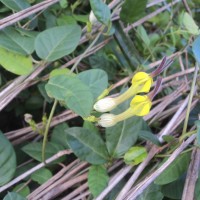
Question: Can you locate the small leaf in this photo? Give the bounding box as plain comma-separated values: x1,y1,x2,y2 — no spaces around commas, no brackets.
37,83,53,103
88,165,109,197
65,127,109,164
0,47,33,75
137,26,150,46
195,120,200,146
45,75,94,117
0,131,16,186
89,0,111,25
162,135,176,143
59,0,68,8
3,192,26,200
154,152,191,185
51,123,69,148
13,183,30,197
139,131,160,146
22,142,64,162
77,69,108,99
192,35,200,64
120,0,148,23
73,14,89,23
124,146,147,165
182,12,200,35
49,68,76,78
31,168,52,185
35,25,81,61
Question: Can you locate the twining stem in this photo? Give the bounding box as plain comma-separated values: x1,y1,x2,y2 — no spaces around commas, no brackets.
42,99,58,163
182,64,199,135
179,130,197,142
70,30,103,72
42,27,104,163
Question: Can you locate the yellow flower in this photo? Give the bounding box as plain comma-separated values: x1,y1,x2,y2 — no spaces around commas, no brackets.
94,57,172,113
98,77,163,127
94,72,153,112
98,95,152,127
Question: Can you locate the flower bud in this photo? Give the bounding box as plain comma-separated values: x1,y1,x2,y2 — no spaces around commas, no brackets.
98,113,117,127
89,11,98,25
93,97,117,112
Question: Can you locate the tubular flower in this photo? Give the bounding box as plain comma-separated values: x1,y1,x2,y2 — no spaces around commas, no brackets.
98,95,151,127
94,72,153,112
94,57,173,113
98,77,163,128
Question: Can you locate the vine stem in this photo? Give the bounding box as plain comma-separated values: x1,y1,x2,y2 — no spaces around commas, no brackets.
70,31,103,72
42,99,58,163
182,64,199,136
42,29,103,163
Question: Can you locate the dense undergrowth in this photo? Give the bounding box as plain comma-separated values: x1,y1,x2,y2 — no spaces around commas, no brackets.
0,0,200,200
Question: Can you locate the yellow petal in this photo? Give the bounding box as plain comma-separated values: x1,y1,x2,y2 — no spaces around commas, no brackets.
132,72,149,84
131,72,153,93
130,95,152,116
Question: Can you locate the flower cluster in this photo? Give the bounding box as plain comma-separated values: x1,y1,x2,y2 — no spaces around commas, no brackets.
94,57,173,127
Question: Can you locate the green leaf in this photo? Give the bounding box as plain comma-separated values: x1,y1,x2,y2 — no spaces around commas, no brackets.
59,0,68,8
88,165,109,197
3,192,26,200
35,25,81,61
120,0,148,23
137,26,150,46
73,14,89,23
1,0,30,11
31,168,52,185
51,123,69,148
139,131,160,146
0,27,35,55
57,15,77,26
65,127,109,164
192,35,200,64
106,115,148,158
161,175,185,199
195,120,200,146
89,0,111,25
22,142,64,162
77,69,108,99
14,163,35,181
136,183,163,200
37,83,53,103
45,75,94,117
83,121,99,135
0,47,33,75
49,68,76,78
13,183,30,197
89,51,117,79
154,152,191,185
124,146,147,165
0,131,16,186
182,12,200,35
